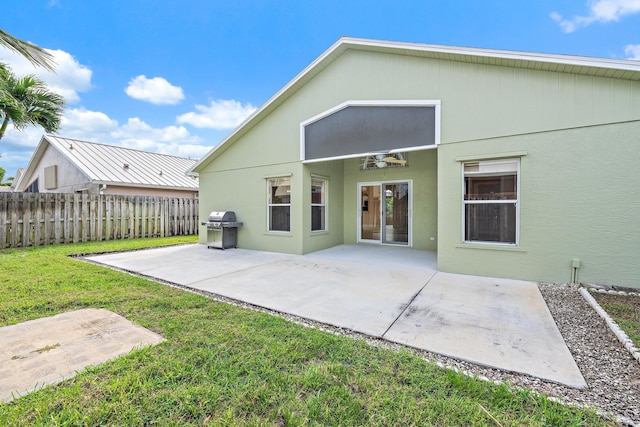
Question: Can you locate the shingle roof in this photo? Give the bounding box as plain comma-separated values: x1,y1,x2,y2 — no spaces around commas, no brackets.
189,36,640,174
17,135,198,191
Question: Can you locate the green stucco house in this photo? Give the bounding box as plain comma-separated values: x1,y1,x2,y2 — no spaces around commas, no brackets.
189,37,640,290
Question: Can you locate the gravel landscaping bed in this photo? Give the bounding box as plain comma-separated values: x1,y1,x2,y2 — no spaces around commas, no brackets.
169,281,640,426
536,284,640,426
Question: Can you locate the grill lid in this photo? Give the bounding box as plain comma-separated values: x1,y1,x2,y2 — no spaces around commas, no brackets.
208,211,236,222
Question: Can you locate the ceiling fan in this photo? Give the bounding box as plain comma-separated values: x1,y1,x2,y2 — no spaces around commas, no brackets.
374,153,407,167
361,152,408,170
382,155,407,165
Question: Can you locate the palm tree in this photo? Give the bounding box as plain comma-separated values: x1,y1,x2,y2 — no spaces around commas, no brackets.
0,29,55,71
0,165,13,186
0,70,65,140
0,65,23,129
0,30,60,140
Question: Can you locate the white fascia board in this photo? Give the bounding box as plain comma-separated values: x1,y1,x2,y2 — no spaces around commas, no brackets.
93,180,197,191
342,37,640,73
300,100,441,162
13,135,50,191
302,145,436,164
189,38,348,175
301,99,440,127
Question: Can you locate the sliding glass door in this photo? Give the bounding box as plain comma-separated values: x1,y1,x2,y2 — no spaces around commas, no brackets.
360,185,381,241
359,181,411,245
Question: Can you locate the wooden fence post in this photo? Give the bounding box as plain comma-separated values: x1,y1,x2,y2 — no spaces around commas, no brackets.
105,195,112,241
21,193,32,247
0,194,7,249
54,193,62,244
63,194,70,243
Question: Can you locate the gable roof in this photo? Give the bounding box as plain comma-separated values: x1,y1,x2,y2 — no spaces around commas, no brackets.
16,135,198,191
188,36,640,175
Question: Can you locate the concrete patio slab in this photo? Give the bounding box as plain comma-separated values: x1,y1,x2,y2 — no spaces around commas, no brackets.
383,272,587,388
85,244,586,389
89,244,291,286
191,253,436,336
0,308,164,402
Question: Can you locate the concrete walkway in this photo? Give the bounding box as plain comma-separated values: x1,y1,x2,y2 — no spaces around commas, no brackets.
86,244,586,389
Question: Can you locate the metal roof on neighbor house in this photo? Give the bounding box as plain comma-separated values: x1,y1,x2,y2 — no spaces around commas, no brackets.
19,135,198,191
188,36,640,175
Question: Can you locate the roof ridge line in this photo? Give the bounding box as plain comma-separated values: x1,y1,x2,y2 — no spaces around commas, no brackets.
46,135,198,161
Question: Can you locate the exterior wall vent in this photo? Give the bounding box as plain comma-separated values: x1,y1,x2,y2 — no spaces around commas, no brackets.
44,165,58,190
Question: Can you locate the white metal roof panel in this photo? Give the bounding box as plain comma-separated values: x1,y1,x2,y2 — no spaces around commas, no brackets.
46,136,198,190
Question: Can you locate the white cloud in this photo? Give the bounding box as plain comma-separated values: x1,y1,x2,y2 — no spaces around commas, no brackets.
61,108,119,136
2,127,44,149
625,44,640,59
551,0,640,33
112,117,201,144
1,117,209,178
177,99,257,130
2,108,209,177
0,47,92,103
125,75,185,105
57,110,207,159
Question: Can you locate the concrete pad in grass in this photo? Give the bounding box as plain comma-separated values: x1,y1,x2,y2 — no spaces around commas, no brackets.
0,308,164,402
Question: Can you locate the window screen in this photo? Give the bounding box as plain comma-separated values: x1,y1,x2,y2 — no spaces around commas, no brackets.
463,159,518,244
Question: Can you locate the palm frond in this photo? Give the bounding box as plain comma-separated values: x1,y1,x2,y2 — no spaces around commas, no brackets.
0,67,65,139
0,29,56,71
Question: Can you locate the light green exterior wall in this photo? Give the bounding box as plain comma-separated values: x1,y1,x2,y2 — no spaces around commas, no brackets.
341,150,438,250
198,47,640,288
301,161,345,254
198,148,437,254
298,50,640,143
198,163,302,254
198,49,448,255
438,120,640,288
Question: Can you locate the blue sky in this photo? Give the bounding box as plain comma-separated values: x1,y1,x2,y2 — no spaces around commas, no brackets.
1,0,639,179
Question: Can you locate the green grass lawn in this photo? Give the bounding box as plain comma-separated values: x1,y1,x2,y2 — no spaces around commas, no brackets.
0,238,615,426
591,291,640,349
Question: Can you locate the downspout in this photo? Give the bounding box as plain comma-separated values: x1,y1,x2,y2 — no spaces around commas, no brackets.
99,184,107,195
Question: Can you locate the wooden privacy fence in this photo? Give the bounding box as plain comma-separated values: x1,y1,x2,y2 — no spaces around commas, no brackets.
0,193,199,249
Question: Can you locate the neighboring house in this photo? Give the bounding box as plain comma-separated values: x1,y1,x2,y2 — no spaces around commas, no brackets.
15,135,199,198
189,37,640,289
11,168,24,191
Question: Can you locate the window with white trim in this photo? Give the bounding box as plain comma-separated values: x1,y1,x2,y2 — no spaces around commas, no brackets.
311,178,326,231
463,159,518,244
268,177,291,232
